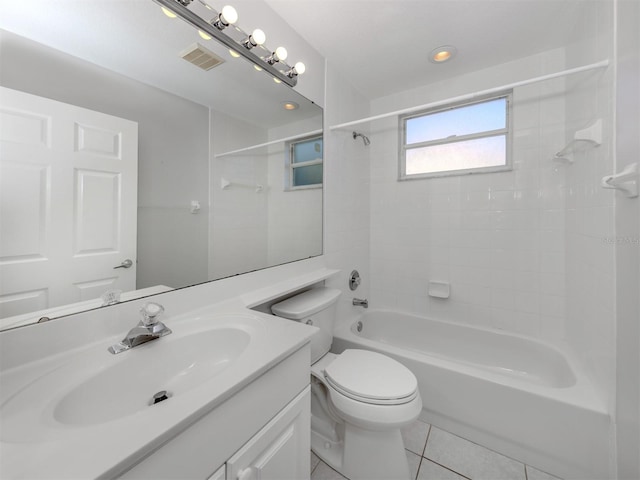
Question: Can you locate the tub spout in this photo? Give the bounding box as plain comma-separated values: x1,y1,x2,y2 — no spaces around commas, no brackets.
352,298,368,308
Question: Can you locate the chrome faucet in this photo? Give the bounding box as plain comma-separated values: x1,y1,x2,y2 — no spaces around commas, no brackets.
352,298,368,308
108,302,172,354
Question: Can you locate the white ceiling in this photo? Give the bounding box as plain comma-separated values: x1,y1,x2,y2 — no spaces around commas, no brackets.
265,0,591,99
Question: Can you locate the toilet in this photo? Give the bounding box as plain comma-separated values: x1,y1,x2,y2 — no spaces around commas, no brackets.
271,287,422,480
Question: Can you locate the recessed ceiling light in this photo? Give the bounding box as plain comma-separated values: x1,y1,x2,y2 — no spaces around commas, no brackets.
283,101,299,111
429,45,457,63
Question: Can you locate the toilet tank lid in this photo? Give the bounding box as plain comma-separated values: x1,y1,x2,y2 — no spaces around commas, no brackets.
271,287,342,320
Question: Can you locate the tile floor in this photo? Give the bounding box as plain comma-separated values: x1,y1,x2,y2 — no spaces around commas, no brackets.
309,419,562,480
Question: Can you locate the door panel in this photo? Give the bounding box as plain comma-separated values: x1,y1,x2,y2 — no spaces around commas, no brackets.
0,86,138,320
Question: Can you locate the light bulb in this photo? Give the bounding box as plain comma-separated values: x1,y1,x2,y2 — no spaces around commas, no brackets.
161,6,177,18
275,46,288,61
229,49,241,58
273,78,282,84
220,5,238,25
252,29,266,45
198,30,212,40
428,45,457,63
294,62,306,75
254,65,263,72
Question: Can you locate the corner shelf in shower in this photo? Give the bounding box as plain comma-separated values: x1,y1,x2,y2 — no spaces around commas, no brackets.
552,119,602,163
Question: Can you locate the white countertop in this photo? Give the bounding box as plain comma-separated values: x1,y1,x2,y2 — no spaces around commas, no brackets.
0,298,316,479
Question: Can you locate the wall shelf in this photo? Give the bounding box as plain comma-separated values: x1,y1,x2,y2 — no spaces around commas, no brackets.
601,162,638,198
220,177,264,193
553,119,602,163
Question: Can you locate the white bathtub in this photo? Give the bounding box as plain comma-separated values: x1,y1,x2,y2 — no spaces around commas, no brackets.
332,310,611,480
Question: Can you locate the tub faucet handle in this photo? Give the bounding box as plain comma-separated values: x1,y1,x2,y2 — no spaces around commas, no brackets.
352,298,368,308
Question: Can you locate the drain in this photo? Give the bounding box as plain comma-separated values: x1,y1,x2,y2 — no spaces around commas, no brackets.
150,390,171,405
356,321,363,333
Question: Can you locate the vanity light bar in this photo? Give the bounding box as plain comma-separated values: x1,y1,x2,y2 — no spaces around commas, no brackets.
152,0,301,87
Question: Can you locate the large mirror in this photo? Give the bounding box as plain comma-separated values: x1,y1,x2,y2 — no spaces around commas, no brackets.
0,0,323,330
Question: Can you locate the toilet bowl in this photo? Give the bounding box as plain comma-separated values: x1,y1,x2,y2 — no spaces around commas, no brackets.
271,287,422,480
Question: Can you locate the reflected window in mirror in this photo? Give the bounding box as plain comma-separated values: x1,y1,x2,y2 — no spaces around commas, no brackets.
287,135,323,190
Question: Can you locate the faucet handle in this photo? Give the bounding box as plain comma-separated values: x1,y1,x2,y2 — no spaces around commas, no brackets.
140,302,165,326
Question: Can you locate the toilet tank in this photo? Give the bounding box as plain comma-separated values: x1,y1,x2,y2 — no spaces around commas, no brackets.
271,287,342,363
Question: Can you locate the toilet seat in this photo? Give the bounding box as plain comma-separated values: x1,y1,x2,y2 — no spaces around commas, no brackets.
323,349,418,405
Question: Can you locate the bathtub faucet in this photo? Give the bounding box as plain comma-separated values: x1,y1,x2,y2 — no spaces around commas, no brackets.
352,298,368,308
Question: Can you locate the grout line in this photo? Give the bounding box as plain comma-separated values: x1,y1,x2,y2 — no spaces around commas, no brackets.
310,458,320,476
415,455,423,480
321,460,349,480
422,458,473,480
422,424,432,457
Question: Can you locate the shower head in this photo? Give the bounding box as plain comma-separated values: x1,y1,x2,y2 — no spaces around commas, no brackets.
352,131,370,146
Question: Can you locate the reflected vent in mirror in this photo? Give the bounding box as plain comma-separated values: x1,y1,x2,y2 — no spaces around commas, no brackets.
180,43,225,71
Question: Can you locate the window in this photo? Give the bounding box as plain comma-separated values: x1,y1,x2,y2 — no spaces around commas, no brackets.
288,135,323,189
399,93,511,179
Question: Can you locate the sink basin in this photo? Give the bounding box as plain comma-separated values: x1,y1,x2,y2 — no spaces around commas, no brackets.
54,328,250,426
1,315,262,442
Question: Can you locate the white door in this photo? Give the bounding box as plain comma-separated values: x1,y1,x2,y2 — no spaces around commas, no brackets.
0,86,138,319
226,388,310,480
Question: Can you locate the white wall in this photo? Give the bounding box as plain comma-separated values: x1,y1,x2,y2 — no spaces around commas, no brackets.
209,110,269,280
563,0,616,411
323,62,371,326
366,49,573,342
614,1,640,478
267,117,323,266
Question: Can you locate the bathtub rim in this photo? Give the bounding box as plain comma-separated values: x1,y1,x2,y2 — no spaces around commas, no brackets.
335,308,608,416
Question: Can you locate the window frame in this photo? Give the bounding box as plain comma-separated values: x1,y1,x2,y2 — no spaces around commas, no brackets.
398,91,513,180
287,134,323,191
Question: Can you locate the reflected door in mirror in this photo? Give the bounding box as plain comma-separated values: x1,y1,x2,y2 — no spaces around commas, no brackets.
0,87,138,319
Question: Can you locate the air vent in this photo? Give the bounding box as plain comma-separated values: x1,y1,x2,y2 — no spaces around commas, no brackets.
181,43,225,71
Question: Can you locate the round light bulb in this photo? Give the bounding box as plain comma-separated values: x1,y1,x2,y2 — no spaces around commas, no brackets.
273,78,282,84
251,29,266,46
161,6,177,18
254,65,263,72
294,62,306,75
275,46,288,61
433,51,451,62
220,5,238,25
229,49,241,58
198,30,212,40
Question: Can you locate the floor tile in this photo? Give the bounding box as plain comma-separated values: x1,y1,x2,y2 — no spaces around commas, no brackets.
310,460,349,480
526,465,562,480
402,419,431,456
407,450,422,480
424,427,526,480
417,459,469,480
311,451,321,475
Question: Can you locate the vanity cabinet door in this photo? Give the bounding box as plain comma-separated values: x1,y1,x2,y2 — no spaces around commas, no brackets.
226,387,310,480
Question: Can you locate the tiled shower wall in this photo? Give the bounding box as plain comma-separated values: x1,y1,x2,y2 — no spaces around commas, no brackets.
365,3,615,407
368,48,573,343
563,0,615,408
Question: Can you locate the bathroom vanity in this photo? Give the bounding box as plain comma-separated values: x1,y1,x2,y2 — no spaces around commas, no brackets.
0,280,325,479
120,345,311,480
